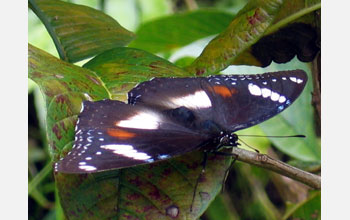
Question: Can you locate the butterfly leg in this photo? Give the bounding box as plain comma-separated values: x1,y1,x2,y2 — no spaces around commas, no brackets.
190,150,208,212
212,150,239,192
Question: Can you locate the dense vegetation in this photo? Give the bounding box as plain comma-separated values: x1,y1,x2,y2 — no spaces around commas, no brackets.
28,0,321,219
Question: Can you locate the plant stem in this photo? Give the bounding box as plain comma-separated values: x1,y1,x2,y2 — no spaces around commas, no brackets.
28,162,53,194
265,2,321,35
231,147,321,189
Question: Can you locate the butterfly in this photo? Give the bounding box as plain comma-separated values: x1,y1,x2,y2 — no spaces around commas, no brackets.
55,70,307,173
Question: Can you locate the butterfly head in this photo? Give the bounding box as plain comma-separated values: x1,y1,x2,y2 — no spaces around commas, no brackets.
218,131,239,148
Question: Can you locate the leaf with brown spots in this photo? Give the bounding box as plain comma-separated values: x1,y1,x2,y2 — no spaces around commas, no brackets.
185,0,321,75
29,44,109,159
56,150,233,220
83,47,192,100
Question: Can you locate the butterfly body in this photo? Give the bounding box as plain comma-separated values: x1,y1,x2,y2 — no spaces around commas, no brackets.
55,70,307,173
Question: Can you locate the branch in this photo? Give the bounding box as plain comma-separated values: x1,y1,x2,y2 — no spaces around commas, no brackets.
311,53,321,124
231,147,321,189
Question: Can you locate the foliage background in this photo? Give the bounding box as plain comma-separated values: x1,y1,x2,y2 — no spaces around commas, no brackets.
28,0,321,219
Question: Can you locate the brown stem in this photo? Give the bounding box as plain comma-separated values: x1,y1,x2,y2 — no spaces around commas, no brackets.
231,147,321,189
311,53,321,128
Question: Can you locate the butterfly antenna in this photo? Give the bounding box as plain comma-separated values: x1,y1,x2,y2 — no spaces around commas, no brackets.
238,134,306,138
237,134,305,153
237,137,259,153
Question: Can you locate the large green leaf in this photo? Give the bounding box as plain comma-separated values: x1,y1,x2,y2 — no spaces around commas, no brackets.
29,45,232,219
56,151,232,220
185,0,321,75
83,47,191,100
29,0,135,63
129,10,235,54
283,191,321,220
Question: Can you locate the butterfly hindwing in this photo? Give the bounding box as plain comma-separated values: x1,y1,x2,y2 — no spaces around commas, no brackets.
55,100,211,173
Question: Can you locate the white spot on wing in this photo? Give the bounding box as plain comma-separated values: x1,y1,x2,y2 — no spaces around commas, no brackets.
261,88,272,98
289,76,303,84
80,103,85,113
278,96,286,103
270,92,280,101
79,165,97,171
116,111,161,129
248,83,262,96
158,154,170,160
83,93,93,101
170,90,212,109
100,144,151,160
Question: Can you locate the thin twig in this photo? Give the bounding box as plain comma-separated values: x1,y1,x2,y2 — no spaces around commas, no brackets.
311,53,321,124
28,162,53,194
231,147,321,189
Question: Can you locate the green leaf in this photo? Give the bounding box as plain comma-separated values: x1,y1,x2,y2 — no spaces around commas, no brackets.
233,0,321,66
283,191,321,220
29,44,110,159
185,0,284,75
129,10,235,53
204,194,239,220
56,151,233,219
185,0,321,75
174,56,196,68
29,0,135,63
83,47,192,100
29,45,232,219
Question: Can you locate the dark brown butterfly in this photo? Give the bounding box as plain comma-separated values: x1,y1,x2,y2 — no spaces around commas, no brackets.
55,70,307,173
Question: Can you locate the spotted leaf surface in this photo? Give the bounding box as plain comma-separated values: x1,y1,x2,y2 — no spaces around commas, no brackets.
83,47,191,100
30,0,135,63
29,44,109,158
56,150,232,220
185,0,320,74
234,0,321,67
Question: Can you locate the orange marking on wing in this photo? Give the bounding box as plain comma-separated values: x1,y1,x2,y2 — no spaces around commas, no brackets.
212,86,237,98
107,128,136,140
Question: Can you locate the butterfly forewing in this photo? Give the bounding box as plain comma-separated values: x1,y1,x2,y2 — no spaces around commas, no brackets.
203,70,307,131
128,70,307,132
